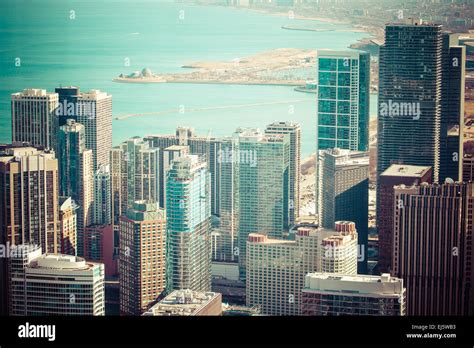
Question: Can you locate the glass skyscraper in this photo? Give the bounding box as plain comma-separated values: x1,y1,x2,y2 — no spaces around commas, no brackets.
234,128,290,280
166,155,212,292
316,50,370,153
58,120,94,257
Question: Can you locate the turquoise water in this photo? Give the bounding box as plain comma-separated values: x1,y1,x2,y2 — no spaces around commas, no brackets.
0,0,373,157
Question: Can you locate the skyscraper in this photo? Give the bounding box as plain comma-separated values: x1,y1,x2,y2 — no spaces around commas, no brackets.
145,127,222,215
235,128,290,280
377,22,465,185
318,149,369,273
84,224,117,277
166,155,212,292
246,222,357,315
316,50,370,152
265,121,301,227
11,89,59,151
301,273,405,316
76,90,112,170
440,36,465,182
0,146,59,315
9,245,105,316
55,87,112,170
0,146,59,253
55,86,80,126
321,221,358,275
93,164,112,225
110,137,160,230
160,145,189,209
58,119,94,257
119,201,166,315
377,164,432,273
393,182,474,315
213,137,239,262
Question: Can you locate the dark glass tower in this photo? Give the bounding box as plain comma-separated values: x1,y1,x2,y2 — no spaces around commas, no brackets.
377,22,465,185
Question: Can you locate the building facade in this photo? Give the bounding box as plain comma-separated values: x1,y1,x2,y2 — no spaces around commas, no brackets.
246,222,358,315
316,50,370,153
265,121,301,227
318,148,369,273
301,273,405,316
377,164,432,273
166,155,212,293
58,120,94,257
59,197,77,256
235,128,290,280
11,89,59,151
9,245,105,316
111,137,160,229
119,201,167,315
393,182,474,315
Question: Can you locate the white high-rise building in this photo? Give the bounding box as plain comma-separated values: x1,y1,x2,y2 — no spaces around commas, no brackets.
321,221,358,275
76,90,112,170
246,221,358,315
11,89,59,151
301,273,405,316
9,244,105,316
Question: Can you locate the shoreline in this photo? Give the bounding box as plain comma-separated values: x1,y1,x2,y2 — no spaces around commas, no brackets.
215,4,382,43
113,77,304,87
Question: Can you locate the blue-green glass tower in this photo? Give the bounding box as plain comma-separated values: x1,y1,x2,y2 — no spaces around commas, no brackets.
316,50,370,153
166,155,212,292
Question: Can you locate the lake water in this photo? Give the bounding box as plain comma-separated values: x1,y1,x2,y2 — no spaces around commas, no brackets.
0,0,373,157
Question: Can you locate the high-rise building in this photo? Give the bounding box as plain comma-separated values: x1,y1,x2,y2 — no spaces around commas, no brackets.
246,222,357,315
143,290,222,316
55,86,80,130
145,127,222,215
76,90,112,170
316,50,370,152
235,128,290,280
56,87,112,169
119,201,166,315
213,137,240,263
0,146,59,253
377,23,465,185
265,121,301,227
11,89,59,151
9,245,105,316
111,137,159,229
318,148,369,273
160,145,189,209
166,155,212,292
463,153,474,182
58,120,94,256
84,224,117,277
301,273,405,316
320,221,358,274
377,165,432,273
93,164,112,225
0,146,60,315
393,182,474,315
377,164,433,273
440,36,465,182
59,196,77,256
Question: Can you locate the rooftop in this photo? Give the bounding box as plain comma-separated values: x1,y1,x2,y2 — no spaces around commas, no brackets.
143,290,221,316
304,272,404,296
381,164,431,178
